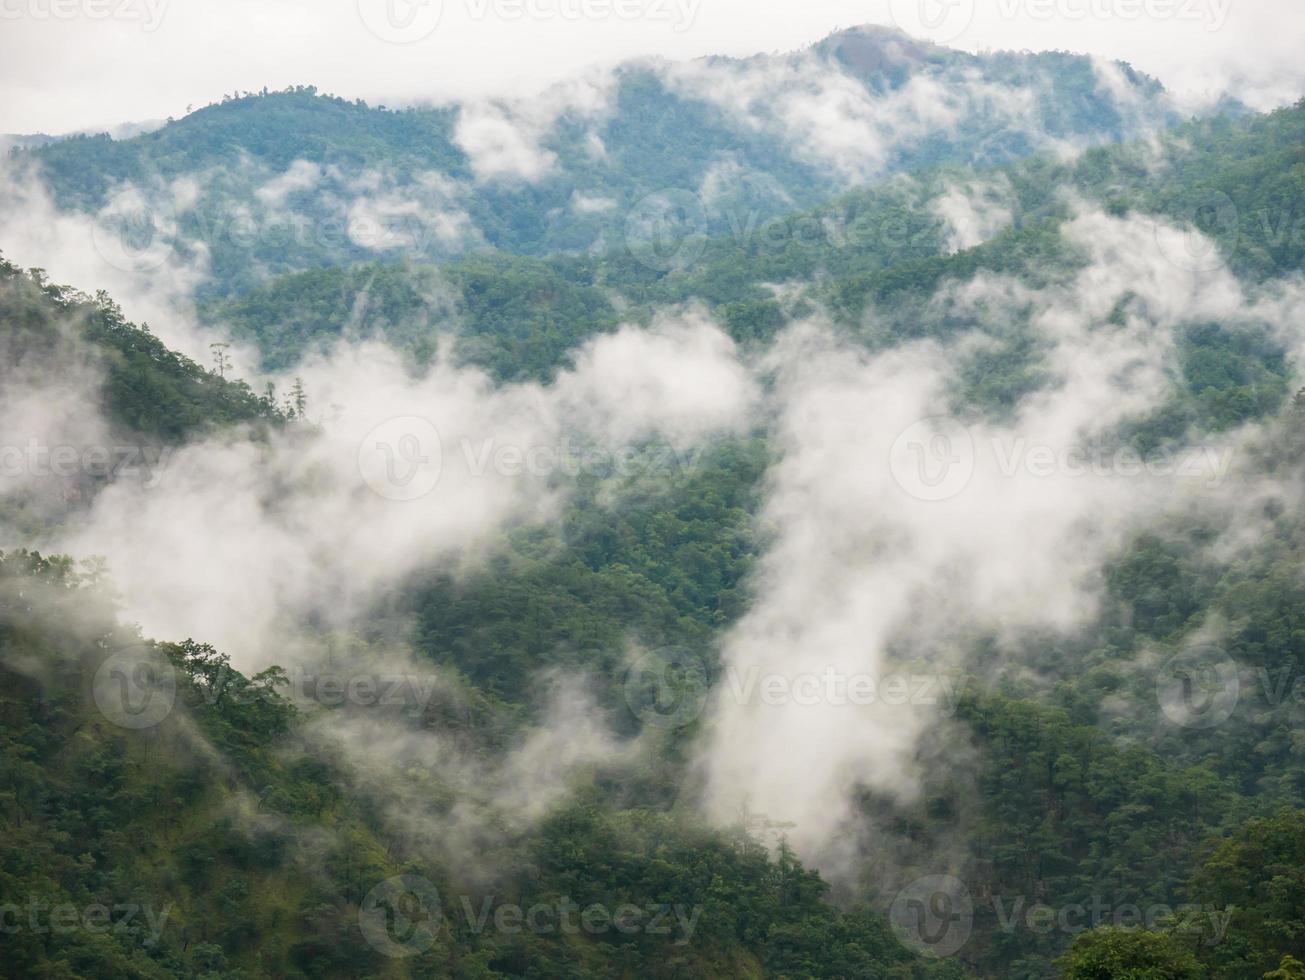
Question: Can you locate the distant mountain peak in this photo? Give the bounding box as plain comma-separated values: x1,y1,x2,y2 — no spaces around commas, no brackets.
814,23,946,73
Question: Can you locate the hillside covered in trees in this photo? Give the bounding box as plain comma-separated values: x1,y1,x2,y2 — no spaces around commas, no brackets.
5,19,1305,980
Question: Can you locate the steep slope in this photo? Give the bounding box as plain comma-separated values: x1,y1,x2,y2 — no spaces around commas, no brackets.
0,254,281,534
0,254,280,440
0,536,957,978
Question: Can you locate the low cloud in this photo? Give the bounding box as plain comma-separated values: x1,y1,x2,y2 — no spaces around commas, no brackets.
45,310,753,663
693,205,1304,859
932,175,1014,253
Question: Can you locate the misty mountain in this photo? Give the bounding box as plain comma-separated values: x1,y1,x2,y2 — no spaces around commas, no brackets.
14,25,1181,297
2,546,966,978
198,97,1305,400
7,18,1305,980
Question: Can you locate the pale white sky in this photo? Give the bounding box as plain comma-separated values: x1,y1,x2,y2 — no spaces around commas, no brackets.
1,0,1302,134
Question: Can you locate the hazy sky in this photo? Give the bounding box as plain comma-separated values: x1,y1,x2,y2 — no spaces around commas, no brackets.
1,0,1302,134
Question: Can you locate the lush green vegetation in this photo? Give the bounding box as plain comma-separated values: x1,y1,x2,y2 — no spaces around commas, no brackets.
9,399,1305,976
199,99,1305,413
6,40,1305,980
0,253,281,441
205,256,624,382
19,28,1176,298
0,549,961,979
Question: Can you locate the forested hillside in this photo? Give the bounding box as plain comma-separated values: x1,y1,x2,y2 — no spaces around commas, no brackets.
5,20,1305,980
12,26,1182,297
200,97,1305,414
0,256,278,438
0,527,954,979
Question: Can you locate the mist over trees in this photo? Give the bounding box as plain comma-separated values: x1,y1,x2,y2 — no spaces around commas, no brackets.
3,19,1305,980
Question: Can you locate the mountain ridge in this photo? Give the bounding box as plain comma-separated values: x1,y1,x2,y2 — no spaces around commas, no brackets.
11,25,1183,297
